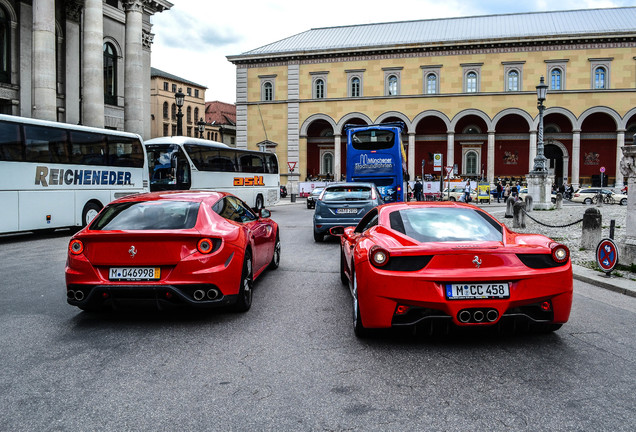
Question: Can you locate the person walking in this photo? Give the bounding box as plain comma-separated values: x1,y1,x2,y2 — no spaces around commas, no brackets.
504,184,511,200
464,180,471,202
496,181,503,203
414,178,423,202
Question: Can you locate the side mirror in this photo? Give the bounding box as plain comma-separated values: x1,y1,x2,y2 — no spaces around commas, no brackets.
329,226,345,236
259,209,271,219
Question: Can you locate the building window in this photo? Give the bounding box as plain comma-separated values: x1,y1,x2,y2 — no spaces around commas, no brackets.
314,79,325,99
388,75,398,96
426,73,437,94
594,67,607,89
163,123,169,136
103,42,117,105
172,83,176,92
383,68,402,96
466,72,477,93
550,68,562,90
262,81,273,101
466,151,478,175
187,87,192,96
195,89,199,98
171,103,176,120
322,152,334,175
0,5,10,83
507,70,519,91
194,107,199,123
350,77,360,97
163,102,168,119
347,70,365,97
186,106,192,123
187,127,191,137
163,82,168,91
171,125,176,136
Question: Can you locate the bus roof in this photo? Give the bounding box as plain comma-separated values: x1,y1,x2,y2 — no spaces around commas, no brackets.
343,122,406,133
0,114,143,140
144,136,231,149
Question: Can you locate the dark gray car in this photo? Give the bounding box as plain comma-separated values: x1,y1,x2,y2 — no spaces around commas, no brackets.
312,182,383,242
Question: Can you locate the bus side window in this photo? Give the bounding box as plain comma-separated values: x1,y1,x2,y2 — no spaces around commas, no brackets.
24,124,69,163
0,121,24,162
70,131,107,166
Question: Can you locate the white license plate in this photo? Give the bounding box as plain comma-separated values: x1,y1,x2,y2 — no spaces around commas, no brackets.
109,267,161,281
445,282,509,299
336,208,358,214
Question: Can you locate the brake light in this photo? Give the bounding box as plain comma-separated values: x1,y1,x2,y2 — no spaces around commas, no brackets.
69,239,84,255
550,243,569,264
370,246,390,267
197,238,215,254
574,193,580,197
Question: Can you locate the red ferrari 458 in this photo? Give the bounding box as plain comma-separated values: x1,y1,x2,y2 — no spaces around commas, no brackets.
331,201,573,337
65,191,280,312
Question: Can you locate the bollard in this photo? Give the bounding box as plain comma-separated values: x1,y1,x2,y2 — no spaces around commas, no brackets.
556,192,563,209
581,207,602,250
291,194,296,203
525,195,534,212
513,201,526,228
505,196,515,218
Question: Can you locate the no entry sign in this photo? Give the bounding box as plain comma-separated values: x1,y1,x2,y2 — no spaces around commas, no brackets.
596,238,619,274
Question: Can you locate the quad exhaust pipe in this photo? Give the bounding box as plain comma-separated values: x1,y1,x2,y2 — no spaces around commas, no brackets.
458,308,499,324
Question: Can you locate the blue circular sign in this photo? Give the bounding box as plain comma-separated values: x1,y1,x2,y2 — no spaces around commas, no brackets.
596,238,618,273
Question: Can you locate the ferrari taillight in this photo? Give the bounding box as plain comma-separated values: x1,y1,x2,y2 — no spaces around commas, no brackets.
370,246,389,267
69,239,84,255
550,243,569,264
197,238,214,254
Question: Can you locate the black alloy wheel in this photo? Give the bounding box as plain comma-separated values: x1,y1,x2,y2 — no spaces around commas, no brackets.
339,247,348,285
232,250,253,312
351,267,369,338
268,233,281,270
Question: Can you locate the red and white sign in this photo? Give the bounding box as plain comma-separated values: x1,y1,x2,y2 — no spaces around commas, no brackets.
600,166,605,173
288,162,297,172
445,166,453,175
596,238,618,274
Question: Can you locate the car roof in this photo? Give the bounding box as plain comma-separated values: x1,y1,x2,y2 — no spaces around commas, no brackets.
324,182,376,189
113,190,227,204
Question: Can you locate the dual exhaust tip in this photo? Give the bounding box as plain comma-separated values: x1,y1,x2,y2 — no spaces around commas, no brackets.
458,308,499,324
67,290,85,301
193,288,220,301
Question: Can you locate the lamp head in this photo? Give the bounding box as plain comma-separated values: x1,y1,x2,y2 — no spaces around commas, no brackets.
175,88,185,107
536,76,548,102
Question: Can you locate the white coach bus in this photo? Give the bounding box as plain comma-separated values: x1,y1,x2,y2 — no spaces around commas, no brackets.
0,115,148,234
144,137,280,209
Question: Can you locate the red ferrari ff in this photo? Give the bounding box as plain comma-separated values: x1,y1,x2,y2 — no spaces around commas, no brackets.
65,191,280,312
331,201,572,337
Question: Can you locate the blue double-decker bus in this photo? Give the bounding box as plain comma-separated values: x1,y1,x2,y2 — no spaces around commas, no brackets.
344,122,407,202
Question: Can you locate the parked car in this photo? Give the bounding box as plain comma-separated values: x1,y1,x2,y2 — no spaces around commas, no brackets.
65,191,280,312
306,187,324,209
280,185,287,198
331,201,572,337
570,188,628,205
313,182,383,242
440,186,477,202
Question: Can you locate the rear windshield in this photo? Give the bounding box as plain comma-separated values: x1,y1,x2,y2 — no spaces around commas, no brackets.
351,130,395,150
322,186,372,201
389,207,502,243
90,201,200,230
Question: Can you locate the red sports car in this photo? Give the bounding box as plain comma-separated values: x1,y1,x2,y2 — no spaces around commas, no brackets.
331,201,572,337
65,191,280,312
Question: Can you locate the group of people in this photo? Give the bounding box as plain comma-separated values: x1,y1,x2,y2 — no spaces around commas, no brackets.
553,183,575,200
495,181,522,203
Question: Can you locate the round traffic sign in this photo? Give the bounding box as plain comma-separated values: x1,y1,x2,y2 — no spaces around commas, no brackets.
600,166,605,173
596,238,618,273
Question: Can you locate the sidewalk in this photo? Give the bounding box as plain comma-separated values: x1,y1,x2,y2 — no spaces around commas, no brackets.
572,264,636,298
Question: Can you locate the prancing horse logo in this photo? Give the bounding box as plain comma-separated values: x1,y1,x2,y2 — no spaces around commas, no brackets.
472,255,482,268
129,246,137,258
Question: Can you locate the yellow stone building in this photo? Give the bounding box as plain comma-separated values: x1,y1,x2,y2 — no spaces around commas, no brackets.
227,7,636,188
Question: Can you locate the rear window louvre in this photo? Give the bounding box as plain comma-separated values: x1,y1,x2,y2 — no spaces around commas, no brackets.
516,254,566,269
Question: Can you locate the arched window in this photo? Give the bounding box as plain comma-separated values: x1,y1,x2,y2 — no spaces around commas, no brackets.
103,42,117,105
0,5,10,83
388,75,398,96
263,81,273,101
163,102,168,119
426,73,437,94
186,106,192,123
594,67,607,89
466,151,478,175
194,107,199,123
350,77,360,97
550,68,562,90
314,79,325,99
507,70,519,91
171,103,176,120
322,152,333,175
466,71,477,93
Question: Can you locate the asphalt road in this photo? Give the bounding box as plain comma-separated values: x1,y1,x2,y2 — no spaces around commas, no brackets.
1,203,635,431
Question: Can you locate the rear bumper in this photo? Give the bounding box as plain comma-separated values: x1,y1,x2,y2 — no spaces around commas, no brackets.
313,216,363,234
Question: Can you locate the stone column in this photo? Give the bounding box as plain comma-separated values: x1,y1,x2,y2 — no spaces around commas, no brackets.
142,29,154,139
408,132,415,180
83,0,104,127
124,1,144,136
487,131,495,184
571,130,581,189
65,2,82,125
334,134,341,180
615,130,625,187
32,0,57,121
619,144,636,264
19,3,33,117
446,131,454,174
529,131,537,171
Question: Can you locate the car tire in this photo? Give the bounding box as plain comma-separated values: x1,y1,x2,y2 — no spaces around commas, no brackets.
551,197,556,204
339,247,348,285
268,232,281,270
81,202,102,227
254,195,264,211
232,250,253,312
450,197,456,202
584,198,592,205
620,198,627,206
313,230,324,242
351,267,369,338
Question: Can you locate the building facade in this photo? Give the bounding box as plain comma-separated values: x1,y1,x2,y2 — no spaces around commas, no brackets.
0,0,172,139
205,100,236,146
227,7,636,188
150,67,208,138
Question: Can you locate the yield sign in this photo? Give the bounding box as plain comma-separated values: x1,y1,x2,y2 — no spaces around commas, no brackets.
288,161,297,172
445,166,453,175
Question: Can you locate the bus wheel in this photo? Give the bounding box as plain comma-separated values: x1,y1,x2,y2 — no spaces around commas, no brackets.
82,202,102,227
255,194,264,210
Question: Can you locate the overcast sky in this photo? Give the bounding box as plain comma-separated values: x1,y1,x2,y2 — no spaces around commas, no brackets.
150,0,633,104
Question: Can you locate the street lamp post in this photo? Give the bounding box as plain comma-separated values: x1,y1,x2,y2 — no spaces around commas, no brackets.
197,117,206,139
175,87,185,136
532,76,549,173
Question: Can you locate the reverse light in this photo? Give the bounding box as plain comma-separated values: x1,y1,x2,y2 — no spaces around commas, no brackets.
550,243,569,264
370,246,390,267
540,301,552,312
395,305,410,315
69,239,84,255
197,238,214,254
